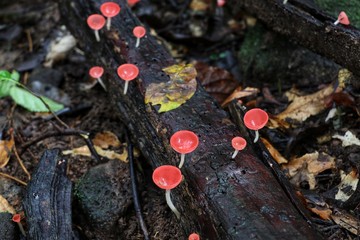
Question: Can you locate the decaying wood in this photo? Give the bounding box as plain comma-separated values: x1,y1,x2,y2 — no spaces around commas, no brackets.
23,149,76,239
59,0,321,239
228,0,360,77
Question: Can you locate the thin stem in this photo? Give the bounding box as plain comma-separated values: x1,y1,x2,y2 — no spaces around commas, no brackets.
106,17,111,30
178,153,185,168
283,0,288,4
254,130,259,143
16,222,26,236
0,172,27,186
334,20,339,25
165,189,180,219
135,37,140,48
13,144,31,180
125,129,150,240
124,81,129,95
94,30,100,42
231,150,239,159
97,77,107,91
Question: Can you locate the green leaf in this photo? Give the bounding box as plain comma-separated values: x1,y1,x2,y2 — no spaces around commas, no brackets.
10,71,20,82
0,80,15,98
9,87,64,112
0,70,11,79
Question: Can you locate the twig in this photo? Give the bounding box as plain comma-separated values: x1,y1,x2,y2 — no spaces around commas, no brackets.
0,172,27,186
20,129,101,162
125,128,150,240
13,144,31,180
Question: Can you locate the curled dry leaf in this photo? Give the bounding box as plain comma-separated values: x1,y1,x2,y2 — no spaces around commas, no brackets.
282,151,336,190
333,131,360,147
0,195,16,214
221,87,259,107
62,145,128,162
260,137,288,164
92,131,121,149
335,169,359,202
0,134,14,168
145,63,197,113
331,209,360,236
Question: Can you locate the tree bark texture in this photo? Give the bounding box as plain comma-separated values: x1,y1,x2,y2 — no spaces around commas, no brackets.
23,149,76,240
228,0,360,77
59,1,321,239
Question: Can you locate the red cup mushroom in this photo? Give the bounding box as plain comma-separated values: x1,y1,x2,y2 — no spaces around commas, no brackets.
100,2,121,30
133,26,146,48
12,213,26,236
189,233,200,240
152,165,182,219
217,0,226,7
334,11,350,25
89,66,106,90
170,130,199,169
231,137,247,159
243,108,268,143
117,63,139,95
87,14,106,42
127,0,140,7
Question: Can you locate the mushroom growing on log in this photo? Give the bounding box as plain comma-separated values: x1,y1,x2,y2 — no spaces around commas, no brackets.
58,0,322,239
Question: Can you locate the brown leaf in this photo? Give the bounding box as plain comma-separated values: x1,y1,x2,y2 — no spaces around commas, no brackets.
92,131,121,149
261,137,288,164
0,195,16,214
0,134,14,168
62,145,128,162
331,209,360,235
309,206,332,220
221,86,259,107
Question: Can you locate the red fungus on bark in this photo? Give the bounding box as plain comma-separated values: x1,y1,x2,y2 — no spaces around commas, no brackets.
87,14,106,42
127,0,140,7
170,130,199,168
117,63,139,95
152,165,182,219
12,213,26,236
217,0,226,7
243,108,268,143
89,66,106,90
133,26,146,48
334,11,350,25
189,233,200,240
100,2,121,30
231,137,247,159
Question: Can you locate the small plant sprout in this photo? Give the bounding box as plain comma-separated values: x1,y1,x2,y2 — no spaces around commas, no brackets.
87,14,106,42
170,130,199,169
334,11,350,26
89,66,106,90
243,108,268,143
133,26,146,48
12,213,26,236
127,0,140,7
117,63,139,95
231,137,247,159
152,165,182,219
100,2,121,30
189,233,200,240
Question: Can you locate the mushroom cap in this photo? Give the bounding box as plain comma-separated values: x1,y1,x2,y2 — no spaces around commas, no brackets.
152,165,182,190
87,14,106,30
133,26,146,38
100,2,121,17
12,214,21,223
243,108,268,130
170,130,199,154
337,11,350,25
128,0,140,6
189,233,200,240
89,66,104,78
231,137,247,151
117,64,139,81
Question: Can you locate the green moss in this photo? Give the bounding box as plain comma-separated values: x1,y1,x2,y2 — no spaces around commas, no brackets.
315,0,360,28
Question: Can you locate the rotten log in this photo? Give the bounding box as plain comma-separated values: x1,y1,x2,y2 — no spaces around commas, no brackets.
59,1,321,239
23,149,76,239
227,0,360,77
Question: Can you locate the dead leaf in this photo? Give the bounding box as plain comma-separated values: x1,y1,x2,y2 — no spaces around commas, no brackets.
333,131,360,147
274,82,337,127
0,195,16,214
221,87,259,107
331,209,360,235
335,169,359,202
62,145,128,162
309,206,332,220
189,0,209,11
0,134,14,168
92,131,121,149
44,34,76,67
261,137,288,164
283,152,336,190
145,63,197,113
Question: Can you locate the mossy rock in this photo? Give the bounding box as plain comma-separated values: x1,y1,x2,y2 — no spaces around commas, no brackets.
315,0,360,28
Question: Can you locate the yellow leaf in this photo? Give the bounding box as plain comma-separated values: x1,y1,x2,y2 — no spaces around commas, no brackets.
0,195,16,214
92,131,121,149
62,145,128,162
261,138,288,164
0,135,14,168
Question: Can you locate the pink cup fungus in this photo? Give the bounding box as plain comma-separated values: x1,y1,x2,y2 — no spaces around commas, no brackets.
243,108,268,143
127,0,140,7
334,11,350,25
170,130,199,169
12,213,26,236
133,26,146,48
231,137,247,159
152,165,182,219
89,66,106,90
217,0,226,7
189,233,200,240
87,14,106,42
100,2,121,30
117,63,139,95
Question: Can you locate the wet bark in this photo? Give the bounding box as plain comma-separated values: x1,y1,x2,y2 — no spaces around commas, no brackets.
59,0,322,239
23,149,76,240
227,0,360,78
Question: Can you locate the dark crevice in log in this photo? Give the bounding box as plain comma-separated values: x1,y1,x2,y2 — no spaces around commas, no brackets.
59,1,322,239
23,149,76,240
